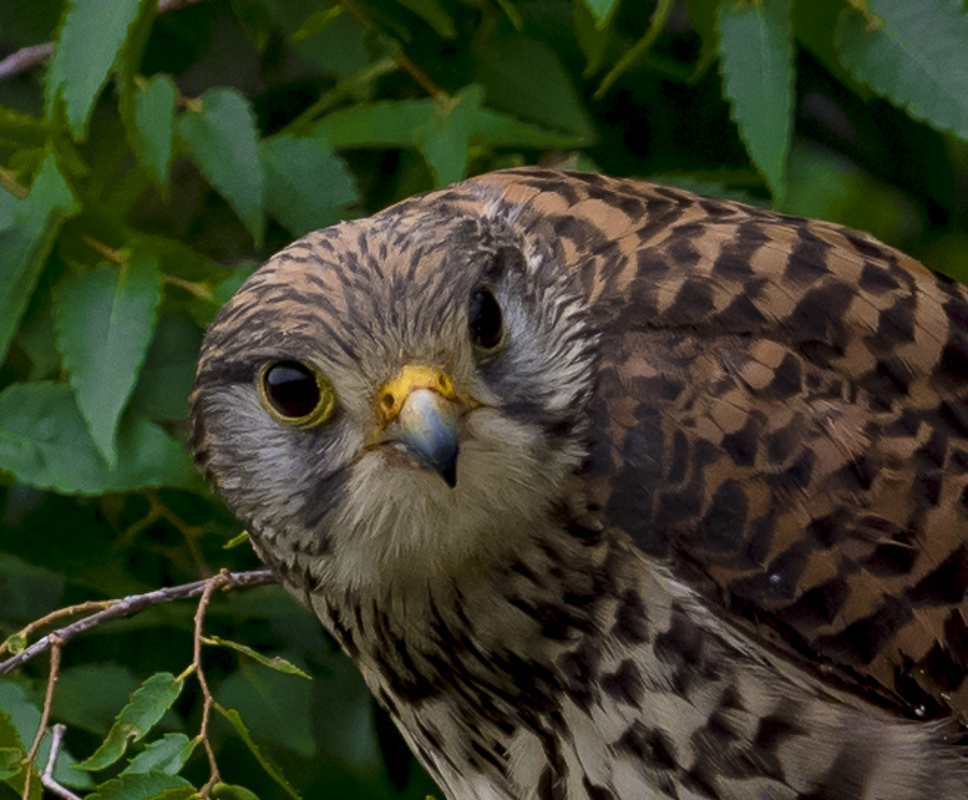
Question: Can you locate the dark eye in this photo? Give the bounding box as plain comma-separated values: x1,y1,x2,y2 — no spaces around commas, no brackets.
260,361,335,426
468,287,504,351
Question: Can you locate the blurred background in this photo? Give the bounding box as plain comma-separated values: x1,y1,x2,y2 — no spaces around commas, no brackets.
1,0,967,797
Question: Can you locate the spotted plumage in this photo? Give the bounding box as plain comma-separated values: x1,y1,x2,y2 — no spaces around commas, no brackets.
190,168,968,799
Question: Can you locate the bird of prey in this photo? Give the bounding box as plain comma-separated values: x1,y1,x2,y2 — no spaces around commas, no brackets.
189,168,968,800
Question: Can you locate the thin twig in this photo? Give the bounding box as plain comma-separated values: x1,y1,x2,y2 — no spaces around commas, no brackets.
0,0,207,81
39,725,82,800
22,636,63,800
1,601,113,658
0,570,277,675
194,572,229,795
0,44,52,81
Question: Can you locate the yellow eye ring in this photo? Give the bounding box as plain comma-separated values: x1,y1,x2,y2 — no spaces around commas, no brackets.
257,360,337,428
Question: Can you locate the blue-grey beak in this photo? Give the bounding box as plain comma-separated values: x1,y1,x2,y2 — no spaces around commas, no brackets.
396,388,460,487
378,366,464,488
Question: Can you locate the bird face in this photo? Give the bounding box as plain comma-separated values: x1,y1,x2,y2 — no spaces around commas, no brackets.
190,206,597,593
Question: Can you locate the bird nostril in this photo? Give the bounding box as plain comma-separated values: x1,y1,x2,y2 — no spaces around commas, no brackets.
438,374,452,393
382,393,395,411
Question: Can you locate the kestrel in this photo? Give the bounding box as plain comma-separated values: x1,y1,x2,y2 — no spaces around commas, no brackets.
189,168,968,799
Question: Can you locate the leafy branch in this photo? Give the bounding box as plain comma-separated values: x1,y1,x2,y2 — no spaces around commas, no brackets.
0,570,276,675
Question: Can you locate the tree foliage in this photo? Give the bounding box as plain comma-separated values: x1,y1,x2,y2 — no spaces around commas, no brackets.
1,0,968,797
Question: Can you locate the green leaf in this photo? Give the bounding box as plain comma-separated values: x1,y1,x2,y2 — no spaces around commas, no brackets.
311,95,590,163
717,0,794,200
291,6,342,41
260,135,358,236
223,531,251,549
395,0,456,37
132,75,178,189
213,784,261,800
0,553,64,626
0,382,198,494
178,88,265,244
216,705,302,800
123,734,196,776
0,711,26,779
53,665,141,736
87,772,194,800
475,38,595,138
45,0,149,140
80,673,184,772
0,686,39,752
0,152,79,365
204,636,312,680
312,100,435,148
129,313,204,423
419,86,482,186
217,666,314,759
472,110,592,148
581,0,619,27
0,107,46,150
574,0,613,76
0,746,22,781
595,0,676,97
835,0,968,141
52,253,163,467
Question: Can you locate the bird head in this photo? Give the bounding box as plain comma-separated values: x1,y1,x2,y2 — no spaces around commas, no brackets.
189,197,598,593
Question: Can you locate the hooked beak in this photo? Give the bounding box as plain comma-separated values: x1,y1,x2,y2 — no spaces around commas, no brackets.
378,366,462,488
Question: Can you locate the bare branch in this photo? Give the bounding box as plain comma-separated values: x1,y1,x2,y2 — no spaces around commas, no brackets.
39,725,82,800
1,601,113,659
0,570,277,676
0,44,52,81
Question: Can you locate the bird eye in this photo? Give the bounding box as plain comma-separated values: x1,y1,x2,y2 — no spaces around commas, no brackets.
258,361,336,427
468,287,504,352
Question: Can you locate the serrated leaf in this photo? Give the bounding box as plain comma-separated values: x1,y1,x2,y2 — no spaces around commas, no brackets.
0,152,79,365
80,673,183,772
717,0,794,200
132,75,177,188
835,0,968,140
0,383,198,493
45,0,149,140
216,705,301,800
204,636,312,680
52,253,163,466
123,734,196,776
419,86,482,186
260,135,358,236
87,772,194,800
213,784,260,800
178,88,264,244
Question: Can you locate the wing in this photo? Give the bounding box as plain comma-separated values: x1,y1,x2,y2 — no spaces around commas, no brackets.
471,168,968,721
